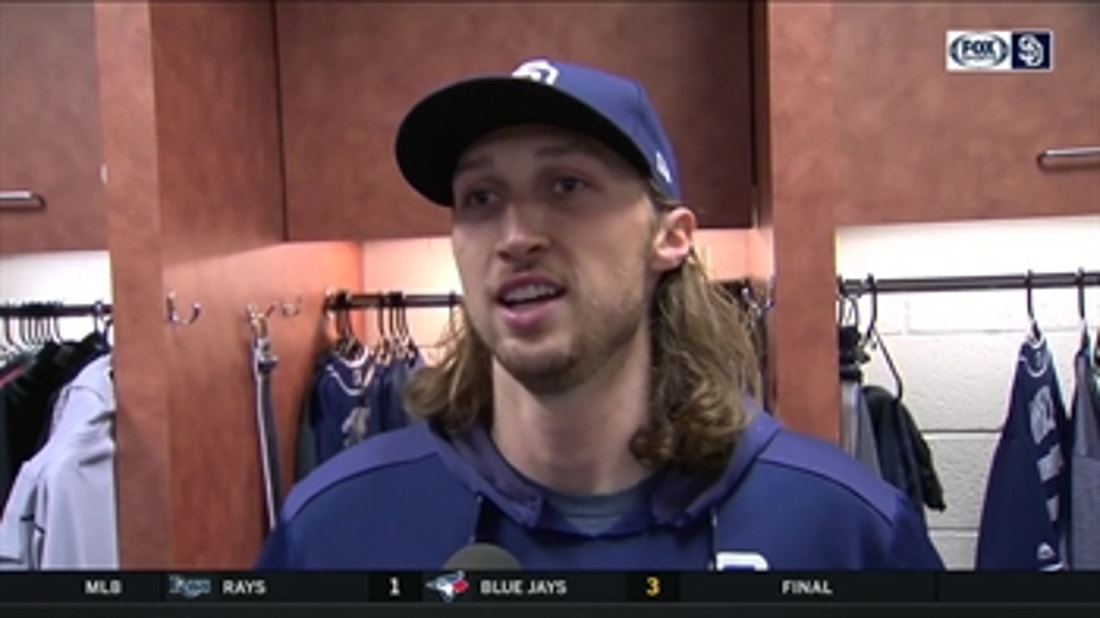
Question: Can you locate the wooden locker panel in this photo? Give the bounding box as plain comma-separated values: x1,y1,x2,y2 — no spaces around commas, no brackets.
760,2,842,443
832,3,1100,225
95,0,175,569
0,2,107,253
98,0,366,568
146,2,363,568
277,2,755,241
149,2,285,264
163,244,362,569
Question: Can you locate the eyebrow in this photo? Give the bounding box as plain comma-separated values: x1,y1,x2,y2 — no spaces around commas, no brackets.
453,140,606,177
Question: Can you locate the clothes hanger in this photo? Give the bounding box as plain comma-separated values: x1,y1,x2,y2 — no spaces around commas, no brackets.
376,293,393,366
0,312,12,363
91,300,113,353
339,304,368,364
398,295,418,362
388,292,401,361
1025,270,1043,344
836,277,861,329
863,276,905,402
18,309,33,351
1077,269,1088,341
1079,268,1100,369
326,290,366,363
51,310,64,344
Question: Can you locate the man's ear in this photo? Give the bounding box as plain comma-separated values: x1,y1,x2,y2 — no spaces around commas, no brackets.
650,206,696,273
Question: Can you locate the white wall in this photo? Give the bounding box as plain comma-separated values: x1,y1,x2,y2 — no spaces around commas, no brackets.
836,215,1100,569
0,251,113,341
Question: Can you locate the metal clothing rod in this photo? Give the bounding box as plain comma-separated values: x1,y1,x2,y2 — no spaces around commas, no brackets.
839,270,1100,296
326,290,462,311
0,301,112,318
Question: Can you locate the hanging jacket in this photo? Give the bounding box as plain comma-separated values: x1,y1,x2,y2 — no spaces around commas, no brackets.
256,397,943,571
369,352,425,436
839,327,882,475
0,354,35,505
306,351,373,467
0,355,117,570
863,385,946,522
3,339,106,487
976,333,1072,570
1069,334,1100,569
294,368,320,482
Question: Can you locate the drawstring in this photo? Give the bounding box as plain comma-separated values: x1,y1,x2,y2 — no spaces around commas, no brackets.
707,506,719,571
468,494,485,545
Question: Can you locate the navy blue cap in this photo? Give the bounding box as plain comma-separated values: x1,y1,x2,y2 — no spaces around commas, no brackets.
395,58,681,207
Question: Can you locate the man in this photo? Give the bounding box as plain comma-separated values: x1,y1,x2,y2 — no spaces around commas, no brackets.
256,58,944,570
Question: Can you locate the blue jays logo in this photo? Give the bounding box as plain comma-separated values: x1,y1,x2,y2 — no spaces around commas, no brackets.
425,571,470,602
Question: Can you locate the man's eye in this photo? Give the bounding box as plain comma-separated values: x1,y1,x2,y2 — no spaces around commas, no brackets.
459,189,496,209
552,177,588,195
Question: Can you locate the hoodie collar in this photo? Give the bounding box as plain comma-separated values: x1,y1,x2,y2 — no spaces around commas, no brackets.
429,395,782,534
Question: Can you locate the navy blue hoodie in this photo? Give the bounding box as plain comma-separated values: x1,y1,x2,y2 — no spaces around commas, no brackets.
257,399,943,571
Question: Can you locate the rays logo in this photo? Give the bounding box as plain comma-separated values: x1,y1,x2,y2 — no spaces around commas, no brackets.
167,575,212,600
425,571,470,602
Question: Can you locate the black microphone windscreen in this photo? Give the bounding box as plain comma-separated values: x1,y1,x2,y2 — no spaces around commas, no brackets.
443,543,523,571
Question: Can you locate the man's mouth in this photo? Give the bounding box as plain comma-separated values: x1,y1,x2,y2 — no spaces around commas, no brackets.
496,276,567,308
499,283,566,307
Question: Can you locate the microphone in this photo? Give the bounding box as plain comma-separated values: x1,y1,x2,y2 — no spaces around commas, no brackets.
443,543,523,571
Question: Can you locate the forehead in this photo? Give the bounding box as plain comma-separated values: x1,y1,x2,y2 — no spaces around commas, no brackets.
454,124,633,178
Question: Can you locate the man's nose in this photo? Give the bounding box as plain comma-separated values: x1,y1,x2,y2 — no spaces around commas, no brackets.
495,201,549,262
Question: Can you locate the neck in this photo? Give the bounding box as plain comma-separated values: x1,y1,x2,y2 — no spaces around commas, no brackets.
490,328,652,496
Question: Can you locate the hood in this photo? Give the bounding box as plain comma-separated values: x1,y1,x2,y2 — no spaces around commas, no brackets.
428,395,781,537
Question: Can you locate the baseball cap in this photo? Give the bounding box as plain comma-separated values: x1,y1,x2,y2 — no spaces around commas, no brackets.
394,58,682,207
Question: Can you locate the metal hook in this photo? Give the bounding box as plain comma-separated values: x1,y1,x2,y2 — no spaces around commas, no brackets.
166,292,202,326
246,302,277,340
273,296,303,318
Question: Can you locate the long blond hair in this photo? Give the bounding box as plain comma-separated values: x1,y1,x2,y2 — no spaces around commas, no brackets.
402,186,762,476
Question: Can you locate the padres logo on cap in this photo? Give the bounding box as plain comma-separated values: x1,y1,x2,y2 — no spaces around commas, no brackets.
511,59,560,85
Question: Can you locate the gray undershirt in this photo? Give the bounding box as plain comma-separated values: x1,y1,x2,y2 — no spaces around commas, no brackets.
540,479,652,535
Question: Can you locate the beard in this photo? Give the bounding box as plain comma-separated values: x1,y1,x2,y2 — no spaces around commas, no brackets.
488,276,649,396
